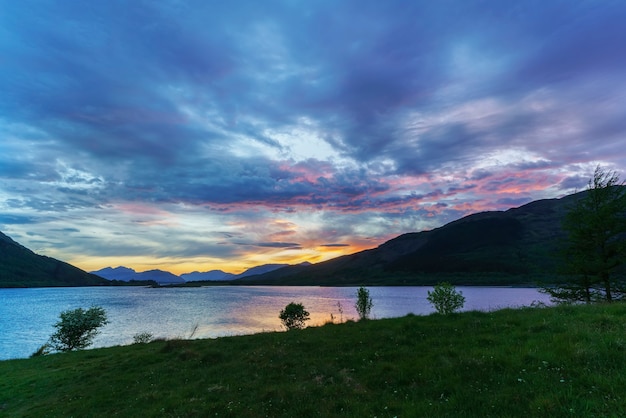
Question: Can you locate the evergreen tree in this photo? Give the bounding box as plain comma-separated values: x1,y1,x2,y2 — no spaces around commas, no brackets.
545,166,626,303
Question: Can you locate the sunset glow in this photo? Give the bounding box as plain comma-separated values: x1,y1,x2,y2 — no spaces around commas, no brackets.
1,1,625,275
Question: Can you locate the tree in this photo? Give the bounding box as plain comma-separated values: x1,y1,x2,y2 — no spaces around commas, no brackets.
49,306,109,352
355,287,373,320
544,166,626,303
279,302,310,330
427,282,465,315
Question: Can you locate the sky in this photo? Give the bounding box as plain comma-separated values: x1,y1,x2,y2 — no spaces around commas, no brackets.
1,0,626,275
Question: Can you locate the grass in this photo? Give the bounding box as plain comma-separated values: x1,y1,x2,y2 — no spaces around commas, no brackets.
2,303,626,417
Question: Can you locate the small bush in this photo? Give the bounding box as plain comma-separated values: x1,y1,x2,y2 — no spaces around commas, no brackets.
530,300,548,309
355,287,373,320
48,306,109,352
427,282,465,315
30,343,51,357
132,332,154,344
279,302,310,330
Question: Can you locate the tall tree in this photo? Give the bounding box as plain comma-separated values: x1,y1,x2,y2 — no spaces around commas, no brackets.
546,166,626,303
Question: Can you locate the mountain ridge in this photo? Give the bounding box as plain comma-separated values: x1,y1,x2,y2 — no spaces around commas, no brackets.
4,188,622,288
90,263,296,285
181,270,237,282
234,190,603,285
0,231,111,288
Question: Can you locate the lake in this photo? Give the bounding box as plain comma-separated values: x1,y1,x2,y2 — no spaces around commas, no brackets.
0,285,551,360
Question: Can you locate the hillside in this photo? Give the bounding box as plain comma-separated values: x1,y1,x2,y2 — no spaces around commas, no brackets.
236,190,596,285
2,304,626,416
0,231,110,288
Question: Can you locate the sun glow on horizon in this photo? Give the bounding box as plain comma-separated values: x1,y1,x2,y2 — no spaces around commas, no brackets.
68,240,370,276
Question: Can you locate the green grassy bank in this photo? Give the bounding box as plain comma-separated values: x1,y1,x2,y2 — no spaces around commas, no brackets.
2,303,626,417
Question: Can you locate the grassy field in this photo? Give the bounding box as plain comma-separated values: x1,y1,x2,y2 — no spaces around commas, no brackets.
2,303,626,417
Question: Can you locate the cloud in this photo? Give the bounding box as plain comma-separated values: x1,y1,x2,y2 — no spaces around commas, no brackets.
1,1,625,273
0,214,37,225
254,242,302,249
49,227,81,233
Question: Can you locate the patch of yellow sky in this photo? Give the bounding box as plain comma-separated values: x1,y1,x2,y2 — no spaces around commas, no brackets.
65,201,375,275
70,239,368,276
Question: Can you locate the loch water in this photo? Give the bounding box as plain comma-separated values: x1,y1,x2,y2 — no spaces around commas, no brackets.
0,285,550,360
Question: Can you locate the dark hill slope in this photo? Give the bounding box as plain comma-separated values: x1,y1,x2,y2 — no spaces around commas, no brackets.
389,216,525,274
0,231,110,288
237,191,591,285
388,193,580,276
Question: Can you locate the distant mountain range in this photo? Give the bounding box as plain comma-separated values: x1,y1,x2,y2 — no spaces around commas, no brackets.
90,263,301,285
181,270,236,282
2,187,623,288
90,266,185,285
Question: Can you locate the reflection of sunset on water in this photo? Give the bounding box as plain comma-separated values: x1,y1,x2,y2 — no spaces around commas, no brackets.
2,286,551,360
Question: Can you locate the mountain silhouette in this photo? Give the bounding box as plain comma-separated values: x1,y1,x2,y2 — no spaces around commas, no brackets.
235,189,615,285
4,187,623,288
0,231,110,287
92,266,184,285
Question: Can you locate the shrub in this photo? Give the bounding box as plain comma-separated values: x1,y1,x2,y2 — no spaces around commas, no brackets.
48,306,109,352
132,332,154,344
279,302,310,330
30,343,52,357
355,287,373,320
427,282,465,315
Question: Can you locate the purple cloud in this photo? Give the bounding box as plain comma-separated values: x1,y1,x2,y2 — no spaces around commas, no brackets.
1,0,625,273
